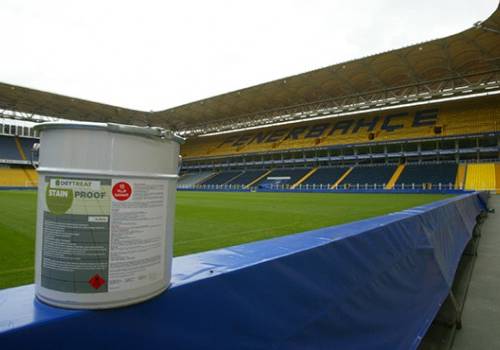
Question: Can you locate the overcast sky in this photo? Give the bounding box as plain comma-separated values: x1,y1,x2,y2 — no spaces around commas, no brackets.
0,0,497,111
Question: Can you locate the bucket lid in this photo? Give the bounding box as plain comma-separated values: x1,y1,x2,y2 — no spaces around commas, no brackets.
34,121,185,144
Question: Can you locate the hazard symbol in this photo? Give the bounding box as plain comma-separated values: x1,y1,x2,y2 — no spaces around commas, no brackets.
112,181,132,201
88,274,106,290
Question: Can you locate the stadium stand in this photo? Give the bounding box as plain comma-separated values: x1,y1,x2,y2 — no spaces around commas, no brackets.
385,164,405,189
181,97,500,160
179,163,499,191
396,163,458,188
0,136,22,161
0,135,37,187
291,167,318,188
0,135,37,162
0,167,37,187
331,168,353,188
465,163,496,191
226,170,268,186
338,165,397,188
201,171,243,185
177,172,215,187
441,99,500,137
0,7,497,196
17,137,36,160
301,167,349,187
246,170,273,187
257,168,311,187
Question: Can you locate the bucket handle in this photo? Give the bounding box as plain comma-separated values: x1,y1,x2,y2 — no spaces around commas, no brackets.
177,155,183,175
31,143,40,169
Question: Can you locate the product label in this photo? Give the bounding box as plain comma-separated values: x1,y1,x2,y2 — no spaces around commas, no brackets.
41,176,167,294
108,179,167,292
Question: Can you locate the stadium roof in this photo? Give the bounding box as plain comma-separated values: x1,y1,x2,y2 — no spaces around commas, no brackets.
1,4,500,135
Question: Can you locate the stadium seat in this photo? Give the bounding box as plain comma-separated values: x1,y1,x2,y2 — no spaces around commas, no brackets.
201,171,243,185
396,163,458,188
226,170,268,186
440,99,500,137
385,164,405,189
177,172,216,187
18,137,37,161
291,167,319,188
339,165,397,188
256,168,311,187
0,136,22,160
181,98,500,160
0,167,38,187
465,163,496,191
301,167,350,187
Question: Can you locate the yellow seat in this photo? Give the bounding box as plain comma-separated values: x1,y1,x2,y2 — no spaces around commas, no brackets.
0,168,38,187
464,163,496,191
181,96,500,159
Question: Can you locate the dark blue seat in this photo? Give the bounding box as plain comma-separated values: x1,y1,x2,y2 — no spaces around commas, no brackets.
302,167,349,186
0,136,22,160
396,163,457,187
340,165,397,187
19,137,37,159
227,170,268,186
257,168,311,187
202,171,243,185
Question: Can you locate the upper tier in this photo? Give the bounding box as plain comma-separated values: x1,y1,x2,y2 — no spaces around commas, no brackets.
181,95,500,159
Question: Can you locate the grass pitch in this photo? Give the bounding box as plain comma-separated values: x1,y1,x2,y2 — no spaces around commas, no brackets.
0,190,452,289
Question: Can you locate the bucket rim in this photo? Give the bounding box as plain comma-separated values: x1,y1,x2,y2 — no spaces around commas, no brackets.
34,121,185,144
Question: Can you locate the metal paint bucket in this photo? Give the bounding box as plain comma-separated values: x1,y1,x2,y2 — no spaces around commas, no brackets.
33,122,183,309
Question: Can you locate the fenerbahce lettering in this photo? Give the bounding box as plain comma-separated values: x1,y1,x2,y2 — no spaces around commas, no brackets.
220,108,438,148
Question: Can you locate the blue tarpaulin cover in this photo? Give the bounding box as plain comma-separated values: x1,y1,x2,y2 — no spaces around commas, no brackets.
0,192,486,349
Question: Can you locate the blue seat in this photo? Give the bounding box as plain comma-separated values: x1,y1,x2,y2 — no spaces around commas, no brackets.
340,165,397,187
202,171,243,185
257,168,311,187
397,163,457,187
0,136,22,160
227,170,268,186
302,167,349,186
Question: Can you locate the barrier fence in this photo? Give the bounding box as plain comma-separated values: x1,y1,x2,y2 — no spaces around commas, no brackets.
177,182,469,193
0,183,484,192
0,191,488,349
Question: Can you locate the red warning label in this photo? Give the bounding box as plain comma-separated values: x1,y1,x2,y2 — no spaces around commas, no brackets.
88,274,106,290
112,182,132,201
